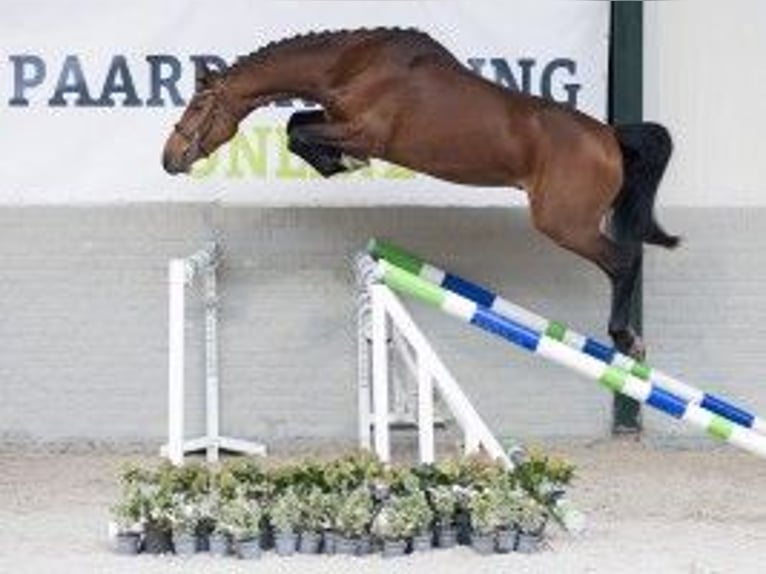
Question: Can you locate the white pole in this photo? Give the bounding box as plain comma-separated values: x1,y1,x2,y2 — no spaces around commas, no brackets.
371,285,391,462
357,293,373,450
167,259,187,466
204,263,220,463
417,355,435,464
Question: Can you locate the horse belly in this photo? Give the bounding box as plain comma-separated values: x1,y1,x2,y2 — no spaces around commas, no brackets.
387,117,520,187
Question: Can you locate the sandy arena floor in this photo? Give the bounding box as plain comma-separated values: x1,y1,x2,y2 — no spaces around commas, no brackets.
1,439,765,574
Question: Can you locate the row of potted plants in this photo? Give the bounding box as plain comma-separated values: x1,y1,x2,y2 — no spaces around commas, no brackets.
111,450,575,559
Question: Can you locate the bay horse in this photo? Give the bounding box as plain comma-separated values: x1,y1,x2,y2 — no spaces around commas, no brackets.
162,28,678,358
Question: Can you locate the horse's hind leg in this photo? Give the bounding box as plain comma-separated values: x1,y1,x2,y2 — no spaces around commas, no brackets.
286,112,370,177
534,217,645,358
606,241,645,359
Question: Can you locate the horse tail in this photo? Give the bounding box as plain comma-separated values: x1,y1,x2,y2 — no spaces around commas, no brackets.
612,122,680,249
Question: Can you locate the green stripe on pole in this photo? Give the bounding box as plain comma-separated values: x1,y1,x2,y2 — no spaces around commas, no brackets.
381,262,446,308
545,321,567,342
600,367,628,393
707,416,734,442
368,238,424,275
630,362,651,380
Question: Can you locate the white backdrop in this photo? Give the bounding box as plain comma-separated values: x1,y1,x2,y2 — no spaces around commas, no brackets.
0,0,609,205
645,0,766,207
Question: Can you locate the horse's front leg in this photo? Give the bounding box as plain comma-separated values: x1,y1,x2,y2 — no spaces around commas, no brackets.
286,113,371,177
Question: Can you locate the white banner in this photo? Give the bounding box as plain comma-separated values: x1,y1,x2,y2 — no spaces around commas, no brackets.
0,1,609,205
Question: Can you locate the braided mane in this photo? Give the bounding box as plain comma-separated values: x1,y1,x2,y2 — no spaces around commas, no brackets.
229,27,433,71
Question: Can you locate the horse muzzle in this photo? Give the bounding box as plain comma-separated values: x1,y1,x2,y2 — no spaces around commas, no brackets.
162,151,188,175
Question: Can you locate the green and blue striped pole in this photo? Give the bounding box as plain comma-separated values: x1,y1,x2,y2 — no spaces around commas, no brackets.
371,255,766,459
368,238,766,436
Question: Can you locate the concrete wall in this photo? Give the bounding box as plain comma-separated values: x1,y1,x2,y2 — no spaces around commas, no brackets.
0,206,614,446
3,206,765,447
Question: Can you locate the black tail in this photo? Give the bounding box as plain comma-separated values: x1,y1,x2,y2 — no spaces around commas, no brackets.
613,122,680,249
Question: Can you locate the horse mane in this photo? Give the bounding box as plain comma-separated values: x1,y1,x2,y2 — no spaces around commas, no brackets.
228,27,438,73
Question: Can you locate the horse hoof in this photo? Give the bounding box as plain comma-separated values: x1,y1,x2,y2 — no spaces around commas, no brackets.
610,329,645,360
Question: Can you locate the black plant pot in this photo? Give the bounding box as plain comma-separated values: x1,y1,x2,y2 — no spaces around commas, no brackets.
298,531,321,554
355,534,372,556
496,528,517,554
195,532,210,553
195,522,213,552
274,531,297,556
470,532,496,556
172,531,197,556
142,524,172,555
455,509,472,545
435,524,457,549
208,532,230,556
114,532,141,555
335,535,356,555
235,537,262,560
322,529,338,554
516,531,543,553
411,532,433,552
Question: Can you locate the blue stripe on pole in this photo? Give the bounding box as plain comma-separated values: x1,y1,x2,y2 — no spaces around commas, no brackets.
443,274,496,308
646,386,688,419
701,395,755,429
583,338,616,364
470,307,541,352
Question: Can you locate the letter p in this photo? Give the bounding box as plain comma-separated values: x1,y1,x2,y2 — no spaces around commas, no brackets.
9,55,46,106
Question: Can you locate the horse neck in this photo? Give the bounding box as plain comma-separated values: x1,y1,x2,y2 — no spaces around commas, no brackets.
223,46,341,117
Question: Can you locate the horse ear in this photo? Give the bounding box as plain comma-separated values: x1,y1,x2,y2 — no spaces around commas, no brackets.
196,67,212,93
195,66,223,93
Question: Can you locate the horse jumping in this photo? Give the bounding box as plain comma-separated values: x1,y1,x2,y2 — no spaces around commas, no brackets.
161,27,678,357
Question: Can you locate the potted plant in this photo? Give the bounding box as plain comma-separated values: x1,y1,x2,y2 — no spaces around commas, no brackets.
168,492,203,555
406,490,434,552
335,486,374,555
467,486,504,555
495,487,525,554
515,496,548,553
429,485,459,548
371,498,410,558
204,470,240,557
110,466,146,555
297,486,326,554
141,465,175,555
268,487,301,556
220,493,264,560
319,491,342,555
206,493,232,557
171,462,214,553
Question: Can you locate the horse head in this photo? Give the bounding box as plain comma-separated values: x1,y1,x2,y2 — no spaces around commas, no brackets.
162,68,239,174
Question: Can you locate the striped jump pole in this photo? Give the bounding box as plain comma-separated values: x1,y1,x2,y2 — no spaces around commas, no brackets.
368,238,766,436
372,257,766,460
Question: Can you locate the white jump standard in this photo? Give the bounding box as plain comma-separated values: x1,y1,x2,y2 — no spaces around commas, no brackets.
162,242,266,465
371,257,766,460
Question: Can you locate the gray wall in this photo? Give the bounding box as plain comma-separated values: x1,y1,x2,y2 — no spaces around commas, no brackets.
2,206,765,447
643,209,766,441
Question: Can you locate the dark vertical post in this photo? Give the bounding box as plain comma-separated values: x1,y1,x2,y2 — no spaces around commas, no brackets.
609,1,643,433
